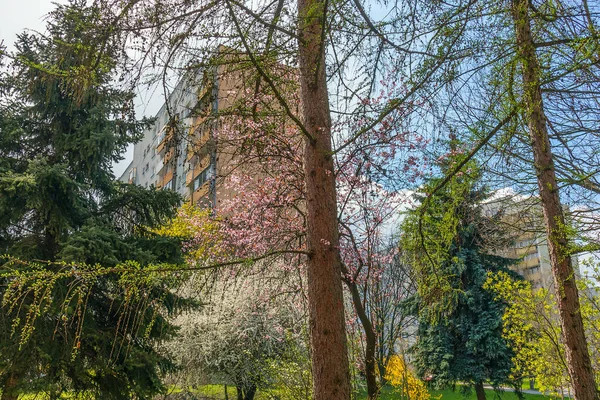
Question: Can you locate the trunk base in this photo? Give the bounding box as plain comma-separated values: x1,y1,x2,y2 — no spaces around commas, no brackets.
475,382,486,400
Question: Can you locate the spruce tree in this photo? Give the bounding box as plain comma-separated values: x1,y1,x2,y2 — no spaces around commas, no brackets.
0,1,186,398
402,160,516,400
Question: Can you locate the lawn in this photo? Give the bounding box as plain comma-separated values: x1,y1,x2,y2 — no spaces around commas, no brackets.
163,384,557,400
430,388,550,400
355,386,556,400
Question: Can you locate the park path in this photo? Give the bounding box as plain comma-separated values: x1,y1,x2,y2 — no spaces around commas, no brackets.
483,384,570,397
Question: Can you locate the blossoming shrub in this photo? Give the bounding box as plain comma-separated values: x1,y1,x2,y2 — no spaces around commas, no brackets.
385,355,430,400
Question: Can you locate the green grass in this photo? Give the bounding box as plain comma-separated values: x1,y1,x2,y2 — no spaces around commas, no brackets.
354,386,556,400
165,384,558,400
9,384,555,399
430,388,550,400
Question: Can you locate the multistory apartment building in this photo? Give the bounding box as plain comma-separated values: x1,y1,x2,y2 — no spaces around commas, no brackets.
119,51,258,207
119,73,201,197
484,191,580,291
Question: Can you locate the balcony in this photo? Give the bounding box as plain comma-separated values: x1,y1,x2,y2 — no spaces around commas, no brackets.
521,257,540,269
127,168,137,184
186,137,211,163
155,167,174,190
186,157,210,185
163,147,176,165
156,128,175,155
191,185,210,205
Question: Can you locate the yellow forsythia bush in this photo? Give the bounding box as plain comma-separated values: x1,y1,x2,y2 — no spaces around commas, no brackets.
385,355,430,400
152,204,224,261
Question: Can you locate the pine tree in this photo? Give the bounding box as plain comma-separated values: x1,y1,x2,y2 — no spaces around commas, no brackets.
402,161,516,400
0,1,187,398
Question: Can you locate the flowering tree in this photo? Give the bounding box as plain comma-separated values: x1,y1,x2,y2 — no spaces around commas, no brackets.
168,76,427,399
332,78,427,398
166,273,307,400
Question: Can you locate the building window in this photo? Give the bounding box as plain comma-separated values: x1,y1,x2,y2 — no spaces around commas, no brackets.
157,128,166,145
527,266,541,275
163,179,174,191
128,168,137,184
192,166,211,191
517,239,535,248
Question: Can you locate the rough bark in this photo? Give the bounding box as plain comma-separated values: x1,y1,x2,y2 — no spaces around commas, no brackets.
346,280,379,399
475,381,486,400
511,1,599,399
297,0,352,398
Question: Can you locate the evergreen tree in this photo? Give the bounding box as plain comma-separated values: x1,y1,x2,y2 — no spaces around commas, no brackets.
402,159,516,400
0,1,187,398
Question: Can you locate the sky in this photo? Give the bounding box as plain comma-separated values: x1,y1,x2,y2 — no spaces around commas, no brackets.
0,0,57,50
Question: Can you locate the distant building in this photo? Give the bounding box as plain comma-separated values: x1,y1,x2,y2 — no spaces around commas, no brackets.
119,72,200,197
483,190,581,292
119,49,267,208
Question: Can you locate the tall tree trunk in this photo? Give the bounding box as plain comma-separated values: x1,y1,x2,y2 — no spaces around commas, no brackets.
475,381,486,400
297,0,351,399
511,1,599,399
346,280,379,399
